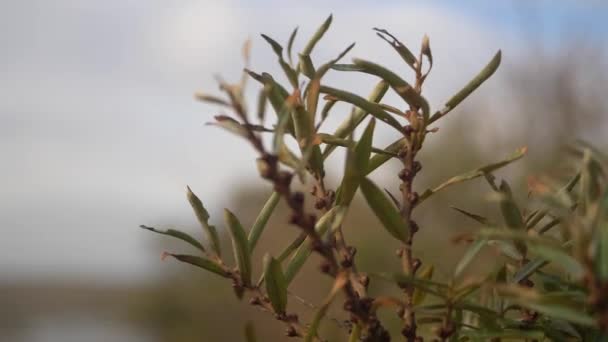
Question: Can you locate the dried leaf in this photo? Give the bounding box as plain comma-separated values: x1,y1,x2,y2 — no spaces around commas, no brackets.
373,28,417,69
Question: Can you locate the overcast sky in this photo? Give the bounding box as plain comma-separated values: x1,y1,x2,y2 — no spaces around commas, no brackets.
1,0,606,284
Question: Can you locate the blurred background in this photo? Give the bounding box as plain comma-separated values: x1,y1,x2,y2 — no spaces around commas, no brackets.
2,0,607,341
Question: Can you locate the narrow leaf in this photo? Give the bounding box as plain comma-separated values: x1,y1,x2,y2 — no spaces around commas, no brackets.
286,27,298,65
167,253,228,277
352,58,430,120
248,191,281,251
373,28,417,69
140,225,206,253
319,85,403,132
224,209,252,286
337,119,375,205
413,265,435,305
454,238,487,278
429,50,501,124
301,14,332,56
187,186,221,256
360,177,409,242
263,254,288,313
418,147,527,203
450,206,493,225
322,80,389,158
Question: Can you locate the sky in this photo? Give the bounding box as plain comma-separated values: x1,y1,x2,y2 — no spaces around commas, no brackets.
1,0,606,284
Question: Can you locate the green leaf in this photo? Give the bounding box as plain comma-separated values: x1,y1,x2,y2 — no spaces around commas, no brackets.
498,180,527,255
351,58,430,121
261,34,298,88
336,118,375,205
301,14,332,56
418,146,527,204
461,329,545,340
496,285,595,326
284,206,348,284
140,225,206,253
319,85,403,132
529,243,583,278
330,64,365,72
454,238,487,278
512,257,549,283
263,254,288,313
298,53,315,78
317,133,397,157
322,81,389,158
166,253,228,277
450,206,493,225
413,265,434,305
224,209,252,286
385,273,447,298
373,28,417,69
429,50,502,124
260,34,283,56
498,181,525,230
360,177,409,242
187,186,221,256
581,149,603,212
248,192,281,251
256,88,267,122
286,27,298,65
366,137,407,175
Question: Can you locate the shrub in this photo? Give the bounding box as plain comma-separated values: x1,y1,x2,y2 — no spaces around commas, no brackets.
142,15,608,341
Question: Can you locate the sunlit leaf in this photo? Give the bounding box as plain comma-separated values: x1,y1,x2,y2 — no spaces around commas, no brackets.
429,50,501,124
